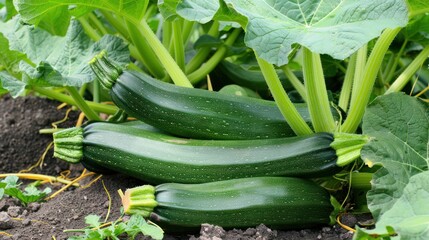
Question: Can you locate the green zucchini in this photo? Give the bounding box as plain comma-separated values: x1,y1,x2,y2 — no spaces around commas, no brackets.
121,176,334,229
53,121,368,184
90,51,334,140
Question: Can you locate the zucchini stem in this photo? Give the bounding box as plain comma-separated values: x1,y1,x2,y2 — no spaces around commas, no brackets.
122,185,158,217
89,51,123,90
331,133,369,167
53,127,84,163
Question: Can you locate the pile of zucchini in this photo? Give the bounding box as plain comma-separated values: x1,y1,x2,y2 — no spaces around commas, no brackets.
53,51,369,230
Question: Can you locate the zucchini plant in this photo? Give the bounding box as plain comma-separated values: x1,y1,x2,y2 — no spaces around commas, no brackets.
0,0,428,238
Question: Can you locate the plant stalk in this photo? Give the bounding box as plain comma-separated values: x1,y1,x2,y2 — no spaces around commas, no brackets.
125,20,166,79
256,55,313,135
342,28,401,133
280,65,307,102
302,47,336,132
33,87,117,115
65,87,101,121
135,20,193,88
338,53,357,111
386,44,429,93
188,28,241,84
172,19,186,70
185,21,220,74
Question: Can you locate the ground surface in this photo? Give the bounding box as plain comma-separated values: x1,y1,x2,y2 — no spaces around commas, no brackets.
0,95,358,240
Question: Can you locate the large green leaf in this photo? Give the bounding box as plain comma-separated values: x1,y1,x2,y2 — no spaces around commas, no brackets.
15,0,149,25
358,93,429,238
0,32,26,78
0,17,129,87
230,0,408,65
359,172,429,239
0,71,26,97
175,0,408,66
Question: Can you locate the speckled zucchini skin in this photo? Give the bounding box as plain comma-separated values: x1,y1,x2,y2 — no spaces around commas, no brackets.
109,70,314,140
151,177,333,229
80,122,340,184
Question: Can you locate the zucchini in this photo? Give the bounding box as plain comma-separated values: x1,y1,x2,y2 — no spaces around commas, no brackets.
90,51,334,140
53,121,368,184
121,176,334,229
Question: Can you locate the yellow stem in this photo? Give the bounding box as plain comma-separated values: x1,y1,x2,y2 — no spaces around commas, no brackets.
336,214,356,233
45,173,95,200
102,180,112,223
0,173,79,187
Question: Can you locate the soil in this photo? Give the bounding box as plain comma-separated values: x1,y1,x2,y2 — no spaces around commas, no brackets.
0,95,361,240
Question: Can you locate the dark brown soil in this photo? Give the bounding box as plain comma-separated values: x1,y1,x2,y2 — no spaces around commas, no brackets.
0,95,358,240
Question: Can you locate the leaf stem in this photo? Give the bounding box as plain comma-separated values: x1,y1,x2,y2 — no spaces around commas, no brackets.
172,19,186,70
78,16,101,41
349,45,368,107
88,12,109,35
0,173,79,187
65,87,100,121
188,28,241,84
255,54,313,135
125,20,166,79
302,47,336,132
33,87,117,115
280,65,306,102
386,44,429,94
136,20,193,87
338,53,357,111
342,28,401,133
185,21,220,74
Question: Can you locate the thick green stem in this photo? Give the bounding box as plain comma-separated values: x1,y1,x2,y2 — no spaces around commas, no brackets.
88,12,109,35
65,87,101,121
172,19,186,71
338,53,357,111
33,87,117,115
93,80,100,103
302,47,336,132
185,21,220,74
342,28,401,133
384,39,408,83
349,45,368,108
188,28,241,84
256,55,313,135
182,20,195,44
135,20,193,87
350,172,372,189
386,44,429,94
100,10,129,41
280,65,307,102
78,17,101,41
125,20,166,79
